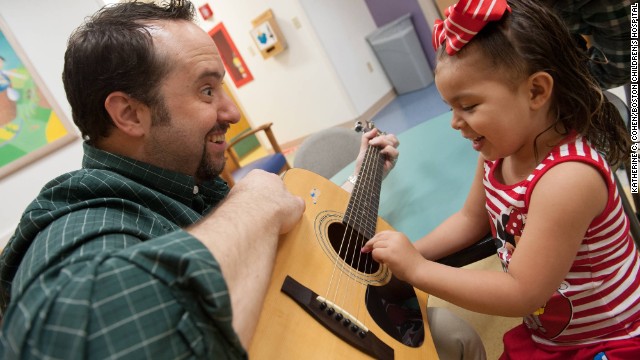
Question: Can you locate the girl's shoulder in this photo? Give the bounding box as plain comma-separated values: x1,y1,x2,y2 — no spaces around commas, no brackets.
542,132,610,172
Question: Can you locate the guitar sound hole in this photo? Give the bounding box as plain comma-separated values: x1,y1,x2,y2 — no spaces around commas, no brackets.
327,222,380,274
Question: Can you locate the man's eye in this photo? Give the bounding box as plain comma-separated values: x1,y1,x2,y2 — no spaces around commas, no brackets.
202,88,213,96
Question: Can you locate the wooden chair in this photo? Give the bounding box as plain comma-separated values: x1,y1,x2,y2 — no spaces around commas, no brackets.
221,122,290,187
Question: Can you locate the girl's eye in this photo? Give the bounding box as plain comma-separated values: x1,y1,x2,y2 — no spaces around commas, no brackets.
461,104,477,111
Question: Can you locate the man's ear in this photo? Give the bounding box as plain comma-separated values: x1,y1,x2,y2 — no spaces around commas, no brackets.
528,71,553,110
104,92,149,137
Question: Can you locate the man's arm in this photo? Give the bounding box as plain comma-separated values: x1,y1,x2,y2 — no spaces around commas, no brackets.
188,170,304,348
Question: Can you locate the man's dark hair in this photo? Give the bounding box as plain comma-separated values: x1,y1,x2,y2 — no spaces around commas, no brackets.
62,0,195,142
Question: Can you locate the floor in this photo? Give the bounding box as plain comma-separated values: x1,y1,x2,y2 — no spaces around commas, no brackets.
365,83,450,134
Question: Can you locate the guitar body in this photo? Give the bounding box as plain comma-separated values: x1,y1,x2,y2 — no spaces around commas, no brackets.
249,168,438,359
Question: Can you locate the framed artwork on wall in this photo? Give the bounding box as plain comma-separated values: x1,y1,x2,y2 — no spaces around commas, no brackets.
209,23,254,88
0,16,77,179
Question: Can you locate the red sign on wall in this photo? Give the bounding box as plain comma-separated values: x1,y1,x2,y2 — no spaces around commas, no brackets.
198,4,214,20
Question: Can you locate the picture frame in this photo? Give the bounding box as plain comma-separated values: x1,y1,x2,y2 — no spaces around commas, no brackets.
0,16,77,179
209,23,254,88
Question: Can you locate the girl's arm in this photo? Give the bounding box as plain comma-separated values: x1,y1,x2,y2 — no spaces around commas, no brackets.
413,156,491,261
365,160,607,317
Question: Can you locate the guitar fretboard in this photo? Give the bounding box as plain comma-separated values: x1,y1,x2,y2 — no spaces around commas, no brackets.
343,144,384,239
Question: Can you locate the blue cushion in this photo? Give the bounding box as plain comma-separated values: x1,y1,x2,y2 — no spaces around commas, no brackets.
231,153,287,182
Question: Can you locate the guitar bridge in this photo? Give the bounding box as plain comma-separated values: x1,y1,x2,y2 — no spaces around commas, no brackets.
281,276,394,360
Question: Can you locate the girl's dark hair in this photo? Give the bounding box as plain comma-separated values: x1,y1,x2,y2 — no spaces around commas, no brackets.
440,0,629,167
62,0,195,143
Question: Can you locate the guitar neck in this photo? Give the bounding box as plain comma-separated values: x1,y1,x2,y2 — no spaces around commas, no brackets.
343,144,384,239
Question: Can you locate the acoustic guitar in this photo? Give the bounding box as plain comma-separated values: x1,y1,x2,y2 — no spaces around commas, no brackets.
249,124,438,359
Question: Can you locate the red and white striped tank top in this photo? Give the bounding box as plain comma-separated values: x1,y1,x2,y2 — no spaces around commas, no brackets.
484,134,640,345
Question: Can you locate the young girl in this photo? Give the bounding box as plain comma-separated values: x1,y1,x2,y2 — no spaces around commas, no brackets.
363,0,640,358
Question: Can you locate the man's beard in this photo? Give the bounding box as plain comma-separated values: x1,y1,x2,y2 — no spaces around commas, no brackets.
195,149,225,183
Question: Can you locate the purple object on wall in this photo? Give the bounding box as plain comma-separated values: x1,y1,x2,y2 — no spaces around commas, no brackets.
364,0,435,70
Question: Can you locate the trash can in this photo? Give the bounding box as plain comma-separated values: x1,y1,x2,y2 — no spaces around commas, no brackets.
366,14,433,94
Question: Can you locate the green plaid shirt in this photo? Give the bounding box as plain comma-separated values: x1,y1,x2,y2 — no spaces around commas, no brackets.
0,143,247,359
551,0,634,89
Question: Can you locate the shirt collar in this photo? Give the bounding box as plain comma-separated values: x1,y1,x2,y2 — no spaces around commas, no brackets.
81,142,229,209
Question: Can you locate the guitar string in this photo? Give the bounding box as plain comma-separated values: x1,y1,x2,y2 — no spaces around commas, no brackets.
323,137,368,309
341,144,377,324
361,150,382,278
324,149,364,305
323,128,380,330
357,147,384,329
324,142,372,312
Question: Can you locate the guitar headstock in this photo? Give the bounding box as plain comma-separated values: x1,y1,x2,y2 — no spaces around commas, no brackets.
354,120,385,135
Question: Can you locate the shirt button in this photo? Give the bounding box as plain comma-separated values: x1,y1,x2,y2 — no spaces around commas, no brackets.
193,185,199,194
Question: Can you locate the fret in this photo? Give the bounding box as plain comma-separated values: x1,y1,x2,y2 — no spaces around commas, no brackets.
343,141,385,239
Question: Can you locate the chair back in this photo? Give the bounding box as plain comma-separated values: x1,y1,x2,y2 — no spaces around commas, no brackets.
293,127,362,179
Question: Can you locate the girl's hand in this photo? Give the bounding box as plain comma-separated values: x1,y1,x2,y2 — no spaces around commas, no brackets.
362,230,423,282
353,128,400,180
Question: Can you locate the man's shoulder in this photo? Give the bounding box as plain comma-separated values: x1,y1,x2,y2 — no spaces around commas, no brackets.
34,168,144,206
41,167,129,190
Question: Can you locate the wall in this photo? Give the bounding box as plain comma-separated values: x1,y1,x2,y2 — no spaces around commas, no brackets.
364,0,436,70
417,0,444,28
192,0,392,143
0,0,398,248
298,0,392,116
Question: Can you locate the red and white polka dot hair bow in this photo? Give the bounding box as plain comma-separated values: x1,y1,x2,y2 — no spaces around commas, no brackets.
432,0,511,55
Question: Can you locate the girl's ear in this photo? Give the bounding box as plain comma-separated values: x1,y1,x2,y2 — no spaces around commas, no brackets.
528,71,553,110
104,92,149,137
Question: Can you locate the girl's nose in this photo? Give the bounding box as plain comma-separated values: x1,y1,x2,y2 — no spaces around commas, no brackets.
450,112,464,130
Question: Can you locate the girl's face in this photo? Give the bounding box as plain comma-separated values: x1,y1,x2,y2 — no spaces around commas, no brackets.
434,48,543,163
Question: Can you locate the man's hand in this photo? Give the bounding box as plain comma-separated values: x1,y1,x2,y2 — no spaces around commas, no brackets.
229,170,305,235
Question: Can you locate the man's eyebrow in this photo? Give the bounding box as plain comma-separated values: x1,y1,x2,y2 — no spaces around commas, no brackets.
198,70,225,82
